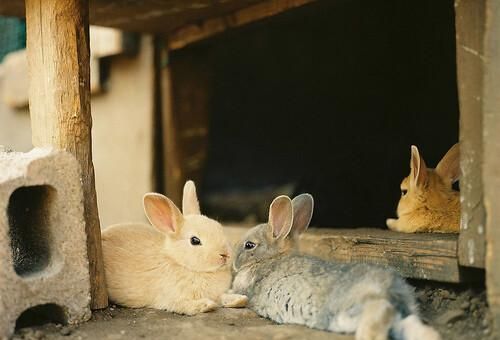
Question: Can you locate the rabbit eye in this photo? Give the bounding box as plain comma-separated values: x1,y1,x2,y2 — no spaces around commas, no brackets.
244,241,256,250
401,189,408,196
190,236,201,246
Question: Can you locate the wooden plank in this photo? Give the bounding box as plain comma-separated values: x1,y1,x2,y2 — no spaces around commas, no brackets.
160,45,211,206
300,228,470,283
455,0,486,269
167,0,317,50
482,0,500,335
25,0,108,309
0,1,264,33
226,226,473,283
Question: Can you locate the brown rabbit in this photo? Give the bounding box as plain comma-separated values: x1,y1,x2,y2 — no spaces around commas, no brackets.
386,143,460,233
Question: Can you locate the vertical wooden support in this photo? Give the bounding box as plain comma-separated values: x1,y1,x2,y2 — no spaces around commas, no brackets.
25,0,108,309
161,44,211,206
455,0,486,268
483,0,500,334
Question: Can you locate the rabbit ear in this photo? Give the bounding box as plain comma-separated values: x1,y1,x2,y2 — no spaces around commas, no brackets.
268,195,293,239
182,180,201,215
435,143,460,184
291,194,314,236
410,145,428,187
143,193,183,234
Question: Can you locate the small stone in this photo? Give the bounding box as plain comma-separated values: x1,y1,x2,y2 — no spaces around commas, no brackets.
59,327,72,336
482,318,489,327
483,328,491,335
460,301,470,310
436,309,465,325
440,290,450,299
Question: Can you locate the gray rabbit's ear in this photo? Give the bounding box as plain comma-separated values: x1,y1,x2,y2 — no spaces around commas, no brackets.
291,194,314,236
182,180,201,215
268,195,293,239
143,193,184,234
410,145,428,187
436,143,460,185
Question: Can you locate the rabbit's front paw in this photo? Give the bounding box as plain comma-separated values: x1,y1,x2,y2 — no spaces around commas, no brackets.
221,293,248,308
185,298,218,315
386,218,399,231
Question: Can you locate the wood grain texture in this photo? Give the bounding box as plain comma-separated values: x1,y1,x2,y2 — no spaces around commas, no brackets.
167,0,317,50
482,0,500,335
300,228,468,283
0,0,266,33
455,0,486,269
161,46,211,206
25,0,108,309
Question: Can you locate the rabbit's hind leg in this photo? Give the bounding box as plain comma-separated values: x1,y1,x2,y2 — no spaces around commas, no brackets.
355,299,395,340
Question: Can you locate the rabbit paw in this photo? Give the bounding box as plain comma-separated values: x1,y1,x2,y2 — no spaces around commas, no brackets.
185,298,218,315
221,293,248,308
386,218,399,231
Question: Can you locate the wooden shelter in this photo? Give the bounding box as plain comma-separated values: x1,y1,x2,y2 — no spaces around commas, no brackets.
0,0,499,336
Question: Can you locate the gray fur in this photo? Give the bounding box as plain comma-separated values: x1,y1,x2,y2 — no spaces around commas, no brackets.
231,195,438,339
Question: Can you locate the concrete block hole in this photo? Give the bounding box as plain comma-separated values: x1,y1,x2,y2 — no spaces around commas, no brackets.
15,304,67,330
8,185,56,276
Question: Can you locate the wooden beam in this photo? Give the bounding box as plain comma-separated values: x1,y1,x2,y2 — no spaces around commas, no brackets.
25,0,108,309
160,45,211,206
455,0,487,269
482,0,500,335
300,228,474,283
167,0,317,50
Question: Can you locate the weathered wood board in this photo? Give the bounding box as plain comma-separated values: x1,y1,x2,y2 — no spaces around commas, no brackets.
25,0,107,309
167,0,317,50
0,0,316,36
455,0,486,269
482,0,500,335
226,226,475,283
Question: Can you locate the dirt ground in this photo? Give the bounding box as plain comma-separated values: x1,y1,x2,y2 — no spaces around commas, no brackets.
12,280,493,340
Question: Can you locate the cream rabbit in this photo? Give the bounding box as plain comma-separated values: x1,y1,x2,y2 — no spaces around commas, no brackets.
102,181,247,315
386,143,460,233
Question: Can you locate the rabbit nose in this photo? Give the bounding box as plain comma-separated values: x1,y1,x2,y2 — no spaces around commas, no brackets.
220,253,229,263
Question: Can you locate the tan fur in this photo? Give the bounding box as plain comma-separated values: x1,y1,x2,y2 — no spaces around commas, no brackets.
387,144,460,233
102,181,246,315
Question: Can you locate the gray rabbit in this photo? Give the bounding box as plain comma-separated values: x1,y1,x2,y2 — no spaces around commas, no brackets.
231,194,440,340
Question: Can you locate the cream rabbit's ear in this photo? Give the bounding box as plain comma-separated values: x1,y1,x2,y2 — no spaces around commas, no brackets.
268,195,293,239
435,143,460,184
291,194,314,237
410,145,428,187
182,180,201,215
143,193,183,234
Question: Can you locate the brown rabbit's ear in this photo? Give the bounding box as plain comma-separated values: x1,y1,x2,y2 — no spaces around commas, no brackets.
291,194,314,237
268,195,293,239
143,193,183,234
182,180,201,215
410,145,428,187
435,143,460,184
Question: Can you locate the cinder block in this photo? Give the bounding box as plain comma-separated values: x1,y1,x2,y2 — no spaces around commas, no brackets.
0,147,91,339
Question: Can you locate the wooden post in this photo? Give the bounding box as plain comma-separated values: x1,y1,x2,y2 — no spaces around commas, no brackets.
161,44,211,206
25,0,108,309
455,0,486,269
483,0,500,334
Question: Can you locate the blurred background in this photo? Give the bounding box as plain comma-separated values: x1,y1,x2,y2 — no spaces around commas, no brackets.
0,0,459,229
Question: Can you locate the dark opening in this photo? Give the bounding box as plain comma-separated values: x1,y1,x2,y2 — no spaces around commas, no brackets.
15,304,67,330
172,0,459,227
8,185,56,276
